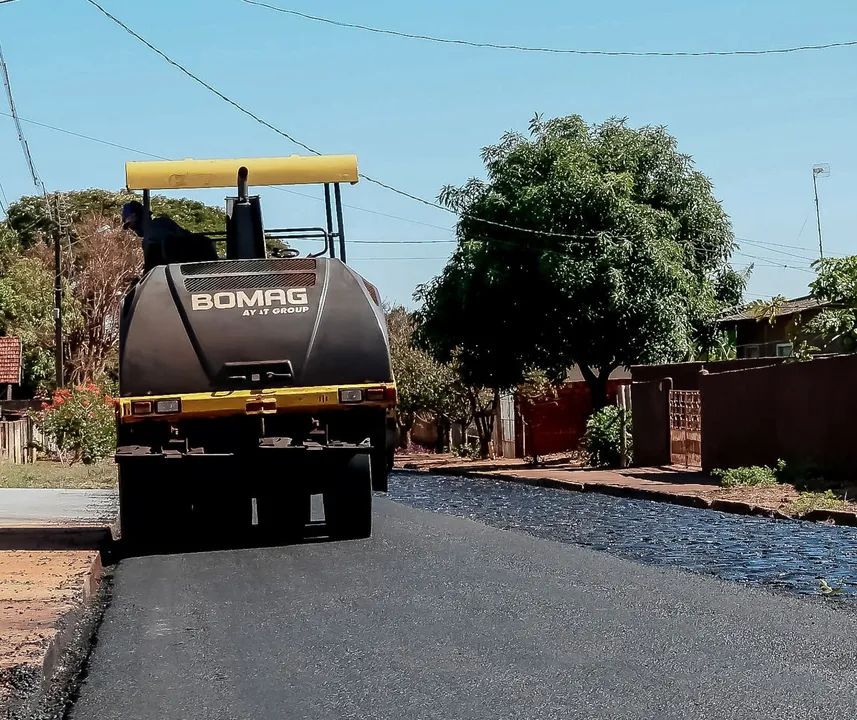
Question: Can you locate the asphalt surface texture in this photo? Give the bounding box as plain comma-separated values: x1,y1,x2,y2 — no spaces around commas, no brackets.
66,495,857,720
0,489,117,526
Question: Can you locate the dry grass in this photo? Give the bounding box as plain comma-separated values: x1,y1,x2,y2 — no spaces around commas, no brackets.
0,460,117,489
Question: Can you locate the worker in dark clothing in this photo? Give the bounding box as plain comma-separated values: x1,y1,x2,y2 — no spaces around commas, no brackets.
122,201,219,271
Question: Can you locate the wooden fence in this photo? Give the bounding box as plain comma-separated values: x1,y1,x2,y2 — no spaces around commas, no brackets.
0,417,56,464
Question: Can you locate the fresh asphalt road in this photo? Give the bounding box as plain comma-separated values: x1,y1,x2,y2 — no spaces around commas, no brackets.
69,497,857,720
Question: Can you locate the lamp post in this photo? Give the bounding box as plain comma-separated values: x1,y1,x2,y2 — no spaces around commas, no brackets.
812,163,830,260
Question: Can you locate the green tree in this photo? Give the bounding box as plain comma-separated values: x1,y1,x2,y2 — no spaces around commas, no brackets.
415,113,745,408
2,189,226,250
385,303,472,450
0,255,81,392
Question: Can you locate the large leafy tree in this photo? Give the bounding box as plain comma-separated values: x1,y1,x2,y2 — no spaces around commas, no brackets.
415,113,746,408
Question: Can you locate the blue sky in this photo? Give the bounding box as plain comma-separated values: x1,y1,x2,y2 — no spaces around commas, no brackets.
1,0,856,307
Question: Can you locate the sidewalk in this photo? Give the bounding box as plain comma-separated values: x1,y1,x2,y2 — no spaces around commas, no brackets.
394,453,857,526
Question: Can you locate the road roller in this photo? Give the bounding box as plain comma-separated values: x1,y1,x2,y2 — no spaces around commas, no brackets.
114,154,397,547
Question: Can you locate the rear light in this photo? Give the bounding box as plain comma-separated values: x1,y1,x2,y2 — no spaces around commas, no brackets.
155,399,181,414
365,388,385,402
131,401,152,415
338,388,364,403
363,386,396,403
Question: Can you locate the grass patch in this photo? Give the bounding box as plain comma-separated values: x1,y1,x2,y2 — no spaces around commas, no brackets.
0,460,118,489
785,490,850,517
712,461,784,488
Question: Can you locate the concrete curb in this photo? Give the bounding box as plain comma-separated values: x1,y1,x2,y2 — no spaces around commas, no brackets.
39,552,104,691
395,465,857,527
2,550,107,720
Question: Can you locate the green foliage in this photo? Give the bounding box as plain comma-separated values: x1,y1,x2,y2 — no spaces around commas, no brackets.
386,303,470,423
414,113,741,404
1,189,225,250
712,460,785,488
0,254,82,391
786,490,849,517
32,383,117,465
580,404,632,468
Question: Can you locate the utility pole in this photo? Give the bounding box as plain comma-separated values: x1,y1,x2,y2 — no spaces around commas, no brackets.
1,32,63,387
812,164,830,260
53,194,64,388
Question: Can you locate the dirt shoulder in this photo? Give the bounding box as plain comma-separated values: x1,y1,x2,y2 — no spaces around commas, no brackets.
394,453,857,525
0,551,100,709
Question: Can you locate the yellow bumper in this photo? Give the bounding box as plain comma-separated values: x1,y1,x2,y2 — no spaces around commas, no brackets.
118,383,396,424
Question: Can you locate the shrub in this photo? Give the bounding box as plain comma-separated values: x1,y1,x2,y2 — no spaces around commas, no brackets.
786,490,849,517
712,460,785,488
33,383,116,464
581,405,632,469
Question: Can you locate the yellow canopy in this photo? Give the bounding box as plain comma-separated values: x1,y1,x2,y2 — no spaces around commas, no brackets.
125,154,359,191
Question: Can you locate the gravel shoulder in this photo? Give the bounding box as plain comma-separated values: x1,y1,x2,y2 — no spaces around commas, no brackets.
396,453,857,523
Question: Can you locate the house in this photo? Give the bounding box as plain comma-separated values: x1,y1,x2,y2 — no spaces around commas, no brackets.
718,295,841,359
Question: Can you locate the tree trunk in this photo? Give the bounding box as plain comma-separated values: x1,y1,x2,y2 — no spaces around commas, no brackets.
434,415,450,454
588,373,609,411
473,400,498,460
578,363,618,412
397,412,414,449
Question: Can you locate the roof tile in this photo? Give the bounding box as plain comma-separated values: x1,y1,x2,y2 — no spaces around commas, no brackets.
0,337,23,385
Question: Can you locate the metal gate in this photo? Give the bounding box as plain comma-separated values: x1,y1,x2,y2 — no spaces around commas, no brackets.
669,390,701,468
498,392,516,458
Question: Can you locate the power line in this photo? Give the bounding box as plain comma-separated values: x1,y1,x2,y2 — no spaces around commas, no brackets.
83,0,319,155
351,239,454,245
2,104,834,261
351,256,449,261
0,39,41,188
0,103,831,270
733,252,814,273
0,40,832,271
243,0,857,58
0,110,168,159
736,238,818,262
80,0,649,243
269,186,455,232
0,108,459,233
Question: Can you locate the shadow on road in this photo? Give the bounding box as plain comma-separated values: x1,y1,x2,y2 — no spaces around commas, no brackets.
108,519,338,561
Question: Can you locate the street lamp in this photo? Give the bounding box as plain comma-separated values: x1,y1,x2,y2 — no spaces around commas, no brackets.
812,163,830,260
